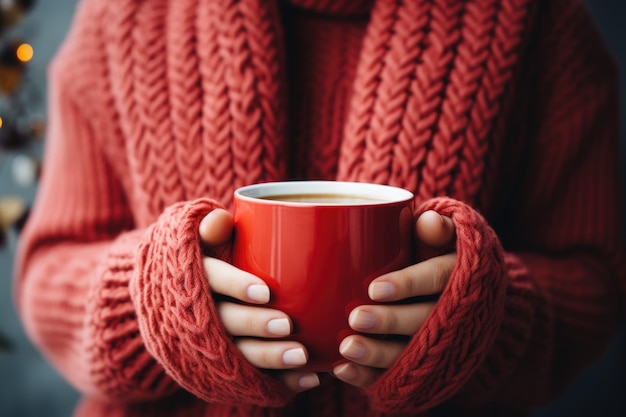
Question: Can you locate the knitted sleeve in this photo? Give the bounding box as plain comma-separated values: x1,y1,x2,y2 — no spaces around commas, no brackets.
13,1,292,407
13,53,180,401
364,1,626,414
129,201,293,407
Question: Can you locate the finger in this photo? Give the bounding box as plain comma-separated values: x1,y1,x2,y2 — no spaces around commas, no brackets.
333,362,380,388
278,371,321,392
338,335,406,369
199,209,234,245
415,210,456,248
368,252,457,302
204,257,270,304
348,302,436,335
236,339,309,370
217,301,292,338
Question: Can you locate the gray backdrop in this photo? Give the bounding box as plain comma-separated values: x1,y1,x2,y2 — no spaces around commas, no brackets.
1,1,625,416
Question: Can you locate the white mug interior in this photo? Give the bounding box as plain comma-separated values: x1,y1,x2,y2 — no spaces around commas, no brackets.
234,181,414,206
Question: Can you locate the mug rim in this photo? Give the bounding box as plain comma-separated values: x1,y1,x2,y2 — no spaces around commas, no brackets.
234,181,414,207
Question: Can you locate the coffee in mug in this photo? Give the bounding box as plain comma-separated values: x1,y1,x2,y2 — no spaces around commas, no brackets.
259,193,389,204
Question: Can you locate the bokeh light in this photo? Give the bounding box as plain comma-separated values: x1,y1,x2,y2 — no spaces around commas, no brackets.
15,43,33,63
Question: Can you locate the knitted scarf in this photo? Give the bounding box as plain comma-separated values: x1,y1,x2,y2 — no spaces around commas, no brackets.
96,0,533,223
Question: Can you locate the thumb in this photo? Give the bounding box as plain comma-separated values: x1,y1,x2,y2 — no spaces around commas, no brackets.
199,209,234,246
415,210,456,249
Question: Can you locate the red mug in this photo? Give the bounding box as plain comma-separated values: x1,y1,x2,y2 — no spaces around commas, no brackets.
232,181,415,371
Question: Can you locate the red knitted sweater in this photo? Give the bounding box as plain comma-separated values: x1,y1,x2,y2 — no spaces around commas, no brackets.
14,0,626,416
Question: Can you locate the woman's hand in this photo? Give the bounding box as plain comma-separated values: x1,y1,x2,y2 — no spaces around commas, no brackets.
333,210,457,388
199,209,320,392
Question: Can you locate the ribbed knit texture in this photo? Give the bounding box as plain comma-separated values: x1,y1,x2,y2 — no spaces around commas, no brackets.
14,0,626,416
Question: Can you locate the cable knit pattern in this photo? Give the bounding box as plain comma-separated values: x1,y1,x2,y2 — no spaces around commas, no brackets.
13,0,626,416
338,0,530,203
130,198,293,406
86,230,180,400
365,198,507,414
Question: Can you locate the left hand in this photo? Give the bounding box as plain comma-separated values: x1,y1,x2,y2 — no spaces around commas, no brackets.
333,210,457,388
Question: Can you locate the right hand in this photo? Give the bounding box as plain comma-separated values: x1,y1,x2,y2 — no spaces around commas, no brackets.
199,209,320,392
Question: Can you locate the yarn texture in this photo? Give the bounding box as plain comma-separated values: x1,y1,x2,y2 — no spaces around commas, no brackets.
14,0,626,416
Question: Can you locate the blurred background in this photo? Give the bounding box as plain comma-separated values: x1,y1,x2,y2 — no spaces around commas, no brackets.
0,0,624,416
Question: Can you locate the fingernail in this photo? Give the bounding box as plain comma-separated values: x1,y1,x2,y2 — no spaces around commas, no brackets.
339,338,366,359
349,309,376,330
247,284,270,303
267,318,291,336
298,373,320,389
334,363,357,380
369,281,395,301
283,348,307,366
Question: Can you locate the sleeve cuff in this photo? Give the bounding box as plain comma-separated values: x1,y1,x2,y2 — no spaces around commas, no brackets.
84,229,180,400
129,198,293,407
366,197,508,414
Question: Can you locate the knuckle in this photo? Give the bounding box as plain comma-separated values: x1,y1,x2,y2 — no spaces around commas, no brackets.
432,253,455,291
215,301,235,329
399,270,417,296
244,313,260,336
260,348,276,367
238,339,276,368
370,339,406,368
370,343,390,367
383,308,400,333
430,263,444,292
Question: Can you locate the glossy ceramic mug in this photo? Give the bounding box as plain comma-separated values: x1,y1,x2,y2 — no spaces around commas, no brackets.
232,181,415,371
